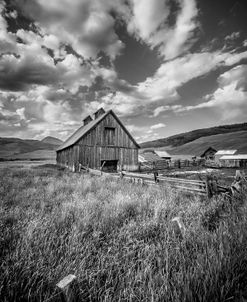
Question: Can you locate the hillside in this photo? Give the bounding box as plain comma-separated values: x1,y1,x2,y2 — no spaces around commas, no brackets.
41,136,63,145
7,149,56,160
166,130,247,155
0,137,58,159
140,122,247,149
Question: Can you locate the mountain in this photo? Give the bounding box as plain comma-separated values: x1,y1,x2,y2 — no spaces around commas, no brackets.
0,137,59,159
140,122,247,150
41,136,63,146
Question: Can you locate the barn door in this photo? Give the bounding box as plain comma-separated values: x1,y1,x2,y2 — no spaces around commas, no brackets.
101,160,118,172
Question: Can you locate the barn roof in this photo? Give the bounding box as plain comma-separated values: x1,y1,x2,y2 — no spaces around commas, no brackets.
215,150,237,155
56,110,140,151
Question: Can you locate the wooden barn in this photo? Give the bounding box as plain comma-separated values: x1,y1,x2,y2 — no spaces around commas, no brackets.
200,147,217,160
56,108,140,172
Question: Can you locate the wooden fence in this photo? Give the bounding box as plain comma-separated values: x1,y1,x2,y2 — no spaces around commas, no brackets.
139,158,205,172
80,165,247,198
80,165,210,197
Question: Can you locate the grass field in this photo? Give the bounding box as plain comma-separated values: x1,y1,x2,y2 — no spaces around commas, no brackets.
1,164,247,301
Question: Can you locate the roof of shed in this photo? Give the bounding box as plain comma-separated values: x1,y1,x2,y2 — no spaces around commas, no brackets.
138,152,162,162
220,155,247,160
155,150,171,158
57,110,140,151
215,150,237,155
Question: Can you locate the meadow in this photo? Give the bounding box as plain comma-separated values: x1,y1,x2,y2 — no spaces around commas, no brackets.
0,164,247,301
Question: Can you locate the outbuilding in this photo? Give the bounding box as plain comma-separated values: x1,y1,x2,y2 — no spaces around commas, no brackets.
219,155,247,168
200,147,217,160
215,150,237,162
56,108,140,172
155,150,171,160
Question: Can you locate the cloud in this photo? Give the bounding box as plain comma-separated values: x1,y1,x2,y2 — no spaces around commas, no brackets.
92,49,247,118
150,123,166,130
225,32,240,41
127,0,199,59
16,107,26,120
14,0,125,60
126,123,164,143
177,65,247,120
127,0,169,41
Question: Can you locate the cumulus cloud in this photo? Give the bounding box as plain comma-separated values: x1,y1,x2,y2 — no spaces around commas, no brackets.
14,0,125,60
127,0,198,59
128,0,169,41
90,50,247,118
150,123,166,130
177,65,247,120
225,32,240,41
126,123,164,143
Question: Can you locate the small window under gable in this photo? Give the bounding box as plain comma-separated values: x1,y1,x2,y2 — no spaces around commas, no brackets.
104,126,115,145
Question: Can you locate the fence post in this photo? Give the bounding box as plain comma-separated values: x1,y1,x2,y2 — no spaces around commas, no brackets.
56,274,78,302
205,177,211,198
153,171,159,183
206,175,218,198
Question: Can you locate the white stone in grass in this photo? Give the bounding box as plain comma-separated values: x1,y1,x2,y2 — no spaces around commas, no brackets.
56,274,77,302
171,217,186,239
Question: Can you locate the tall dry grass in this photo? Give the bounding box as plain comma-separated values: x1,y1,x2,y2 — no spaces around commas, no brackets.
0,165,247,301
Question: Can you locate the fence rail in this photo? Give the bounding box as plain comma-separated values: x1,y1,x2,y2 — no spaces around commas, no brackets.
139,158,205,172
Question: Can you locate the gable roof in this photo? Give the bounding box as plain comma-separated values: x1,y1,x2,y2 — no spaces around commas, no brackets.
200,146,217,157
57,110,140,151
215,149,237,155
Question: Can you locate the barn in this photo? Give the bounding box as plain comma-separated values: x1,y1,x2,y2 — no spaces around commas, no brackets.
200,147,217,160
56,108,140,172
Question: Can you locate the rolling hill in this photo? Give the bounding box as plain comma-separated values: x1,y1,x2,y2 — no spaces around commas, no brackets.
165,130,247,156
41,136,63,145
7,150,56,160
140,122,247,149
0,136,62,159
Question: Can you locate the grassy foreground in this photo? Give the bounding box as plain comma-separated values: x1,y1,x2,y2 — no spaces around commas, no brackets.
0,165,247,302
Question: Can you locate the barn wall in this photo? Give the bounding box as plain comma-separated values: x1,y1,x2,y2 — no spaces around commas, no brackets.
77,146,138,171
56,145,79,171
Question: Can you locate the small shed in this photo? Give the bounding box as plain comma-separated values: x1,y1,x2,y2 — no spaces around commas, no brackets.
138,150,162,162
56,108,140,172
200,147,217,160
219,154,247,168
155,150,171,160
215,150,237,162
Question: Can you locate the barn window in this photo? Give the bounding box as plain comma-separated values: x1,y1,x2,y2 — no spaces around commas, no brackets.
104,127,115,145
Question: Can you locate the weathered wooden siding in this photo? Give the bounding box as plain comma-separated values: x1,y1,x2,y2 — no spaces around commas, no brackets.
77,146,138,170
56,112,139,172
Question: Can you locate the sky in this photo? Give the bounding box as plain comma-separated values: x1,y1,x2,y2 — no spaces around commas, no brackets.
0,0,247,143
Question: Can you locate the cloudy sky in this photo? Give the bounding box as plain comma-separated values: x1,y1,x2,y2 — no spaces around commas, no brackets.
0,0,247,142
